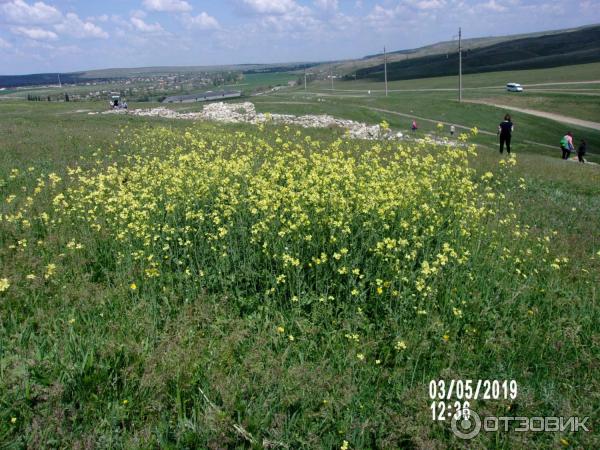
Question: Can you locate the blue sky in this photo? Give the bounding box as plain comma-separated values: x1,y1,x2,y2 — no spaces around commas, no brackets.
1,0,598,74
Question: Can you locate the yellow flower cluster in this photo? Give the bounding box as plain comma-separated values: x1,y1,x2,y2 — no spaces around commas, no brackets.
54,129,480,295
36,125,521,309
0,123,546,323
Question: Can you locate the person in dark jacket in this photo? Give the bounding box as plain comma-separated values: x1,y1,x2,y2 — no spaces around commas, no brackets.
577,139,587,163
498,114,514,154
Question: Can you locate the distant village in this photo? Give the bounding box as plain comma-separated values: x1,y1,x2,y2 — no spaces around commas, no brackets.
20,71,246,103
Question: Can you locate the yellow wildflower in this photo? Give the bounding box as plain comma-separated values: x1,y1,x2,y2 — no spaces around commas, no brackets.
395,340,407,351
0,278,10,292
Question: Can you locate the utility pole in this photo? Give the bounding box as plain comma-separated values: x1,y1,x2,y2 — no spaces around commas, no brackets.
304,68,307,92
384,46,388,97
330,64,334,91
304,71,313,92
458,27,462,102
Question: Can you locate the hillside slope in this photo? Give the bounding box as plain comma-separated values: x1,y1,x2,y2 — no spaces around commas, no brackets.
351,25,600,81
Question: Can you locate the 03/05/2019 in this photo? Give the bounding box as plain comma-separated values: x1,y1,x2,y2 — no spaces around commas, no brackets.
429,379,518,401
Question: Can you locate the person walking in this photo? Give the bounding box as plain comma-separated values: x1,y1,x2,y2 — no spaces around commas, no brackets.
577,139,587,163
498,114,514,154
560,132,574,160
450,125,455,136
411,120,418,132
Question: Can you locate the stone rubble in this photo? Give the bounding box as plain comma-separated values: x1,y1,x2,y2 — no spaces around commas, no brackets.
100,101,463,145
101,102,396,140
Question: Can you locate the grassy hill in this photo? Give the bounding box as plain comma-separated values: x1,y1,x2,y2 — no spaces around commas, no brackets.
352,25,600,81
315,24,598,76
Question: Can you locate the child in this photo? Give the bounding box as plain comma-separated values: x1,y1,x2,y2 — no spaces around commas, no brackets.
411,120,418,132
577,139,587,163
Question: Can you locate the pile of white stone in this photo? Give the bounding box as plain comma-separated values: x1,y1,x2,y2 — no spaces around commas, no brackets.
100,102,400,141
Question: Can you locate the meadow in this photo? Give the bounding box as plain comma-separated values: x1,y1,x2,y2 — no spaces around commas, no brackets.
228,73,300,94
0,64,599,450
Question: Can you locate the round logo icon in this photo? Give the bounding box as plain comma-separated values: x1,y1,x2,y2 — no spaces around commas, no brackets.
451,409,481,440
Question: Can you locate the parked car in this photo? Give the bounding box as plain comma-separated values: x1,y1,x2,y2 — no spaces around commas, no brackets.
506,83,523,92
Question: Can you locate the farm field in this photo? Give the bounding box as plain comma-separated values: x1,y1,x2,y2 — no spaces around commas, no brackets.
1,61,599,449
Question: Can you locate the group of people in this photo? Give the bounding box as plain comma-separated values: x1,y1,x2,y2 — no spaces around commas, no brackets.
497,114,588,163
560,132,587,163
407,115,590,164
411,120,456,135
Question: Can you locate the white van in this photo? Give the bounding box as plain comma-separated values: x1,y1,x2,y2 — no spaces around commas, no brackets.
506,83,523,92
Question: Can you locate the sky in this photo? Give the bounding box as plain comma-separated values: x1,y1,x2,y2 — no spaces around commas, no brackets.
0,0,598,74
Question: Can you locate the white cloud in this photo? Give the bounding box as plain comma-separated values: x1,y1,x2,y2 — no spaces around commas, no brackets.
580,0,599,10
132,9,147,19
366,4,404,24
315,0,338,10
54,13,108,39
480,0,507,12
416,0,446,10
0,0,61,24
143,0,192,13
183,12,220,30
240,0,300,15
1,1,108,41
0,36,11,48
11,25,58,40
131,16,164,33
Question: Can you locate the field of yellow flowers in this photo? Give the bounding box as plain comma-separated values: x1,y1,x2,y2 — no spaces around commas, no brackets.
1,119,598,448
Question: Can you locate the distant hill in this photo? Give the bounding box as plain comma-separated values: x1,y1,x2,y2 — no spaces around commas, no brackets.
0,62,316,89
0,73,93,89
351,25,600,81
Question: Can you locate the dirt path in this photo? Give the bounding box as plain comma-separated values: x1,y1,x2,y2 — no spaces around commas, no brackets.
522,80,600,87
257,101,561,150
524,90,600,97
464,100,600,131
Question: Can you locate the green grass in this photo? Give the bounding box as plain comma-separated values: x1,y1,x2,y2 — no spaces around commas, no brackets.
1,93,598,449
0,81,156,100
233,72,299,93
321,62,600,91
464,90,600,123
250,91,600,162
